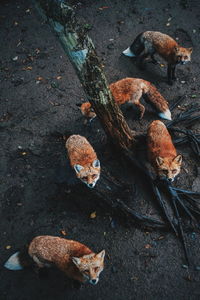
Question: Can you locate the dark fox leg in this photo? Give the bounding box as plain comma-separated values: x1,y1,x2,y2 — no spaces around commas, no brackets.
167,64,177,85
138,52,150,69
135,101,145,119
171,65,177,81
130,90,145,119
150,54,158,65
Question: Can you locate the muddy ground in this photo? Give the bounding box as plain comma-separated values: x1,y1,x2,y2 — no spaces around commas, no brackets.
1,0,200,299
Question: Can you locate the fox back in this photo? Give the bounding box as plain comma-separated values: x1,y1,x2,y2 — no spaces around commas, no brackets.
5,235,105,285
66,135,100,188
131,31,193,65
29,236,105,284
147,120,182,181
81,78,171,120
144,31,192,64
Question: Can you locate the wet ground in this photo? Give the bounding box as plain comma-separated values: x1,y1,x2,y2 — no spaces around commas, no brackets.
1,0,200,299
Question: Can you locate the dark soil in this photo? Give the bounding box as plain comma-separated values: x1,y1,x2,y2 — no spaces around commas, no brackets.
1,0,200,299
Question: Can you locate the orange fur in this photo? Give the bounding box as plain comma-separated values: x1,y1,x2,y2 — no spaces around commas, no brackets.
142,31,192,65
80,78,171,120
28,236,105,284
66,135,100,188
147,120,182,181
123,31,192,84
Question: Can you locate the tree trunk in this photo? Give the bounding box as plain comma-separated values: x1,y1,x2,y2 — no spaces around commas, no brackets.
35,0,135,151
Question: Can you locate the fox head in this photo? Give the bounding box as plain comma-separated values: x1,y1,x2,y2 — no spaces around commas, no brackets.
74,159,100,188
81,102,96,120
72,250,105,285
174,46,192,65
155,154,182,182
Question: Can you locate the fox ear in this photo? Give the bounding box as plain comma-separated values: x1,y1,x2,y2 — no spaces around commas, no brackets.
74,164,83,174
174,46,179,53
188,47,193,53
173,154,182,164
156,157,164,166
96,250,105,259
72,257,81,266
92,159,100,168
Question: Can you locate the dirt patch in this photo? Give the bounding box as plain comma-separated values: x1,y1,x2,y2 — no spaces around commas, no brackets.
1,0,200,299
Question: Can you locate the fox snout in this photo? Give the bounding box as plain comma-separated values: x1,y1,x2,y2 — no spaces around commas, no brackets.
89,278,99,285
87,182,96,189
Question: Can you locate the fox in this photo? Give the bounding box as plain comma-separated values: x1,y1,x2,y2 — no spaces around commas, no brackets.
80,78,171,121
4,235,105,285
147,120,182,182
123,31,193,85
66,135,100,188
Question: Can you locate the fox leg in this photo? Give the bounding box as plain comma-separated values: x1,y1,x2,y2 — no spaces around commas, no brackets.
171,65,177,80
32,255,47,268
138,52,150,69
150,54,158,65
130,90,145,119
135,101,145,119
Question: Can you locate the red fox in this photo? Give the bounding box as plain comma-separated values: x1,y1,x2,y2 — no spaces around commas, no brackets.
123,31,192,85
4,235,105,285
147,120,182,182
80,78,171,121
66,135,100,188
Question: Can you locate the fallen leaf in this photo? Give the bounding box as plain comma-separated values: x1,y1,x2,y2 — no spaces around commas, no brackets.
22,66,32,71
60,230,67,236
17,41,21,47
56,76,62,80
144,244,152,249
35,48,40,54
160,64,165,67
21,152,27,156
90,211,96,219
36,76,44,81
12,56,18,61
177,105,186,111
166,22,170,26
99,6,109,10
6,245,11,249
131,276,139,281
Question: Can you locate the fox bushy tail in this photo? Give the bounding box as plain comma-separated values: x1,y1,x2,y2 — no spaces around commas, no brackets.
123,33,144,57
4,245,33,271
143,84,172,120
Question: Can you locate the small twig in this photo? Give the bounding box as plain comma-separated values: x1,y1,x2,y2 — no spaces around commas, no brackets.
171,190,190,265
169,95,186,111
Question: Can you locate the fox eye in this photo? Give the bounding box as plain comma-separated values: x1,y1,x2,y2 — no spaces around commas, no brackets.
184,56,188,59
162,170,168,175
92,174,97,179
82,176,88,181
172,169,177,174
84,270,89,274
94,267,100,272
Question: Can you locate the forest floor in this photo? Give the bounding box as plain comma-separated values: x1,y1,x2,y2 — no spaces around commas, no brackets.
1,0,200,299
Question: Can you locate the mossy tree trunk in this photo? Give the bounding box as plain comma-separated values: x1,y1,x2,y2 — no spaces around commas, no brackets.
35,0,135,151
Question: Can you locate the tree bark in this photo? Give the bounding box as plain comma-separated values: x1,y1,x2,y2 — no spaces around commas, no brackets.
35,0,135,151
